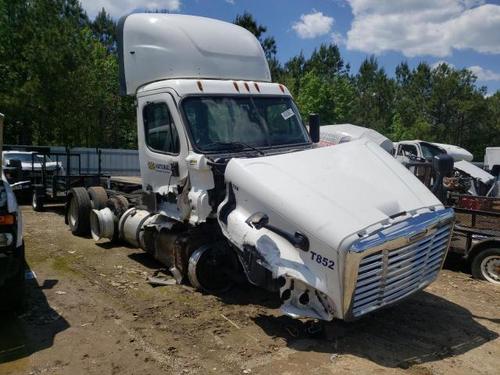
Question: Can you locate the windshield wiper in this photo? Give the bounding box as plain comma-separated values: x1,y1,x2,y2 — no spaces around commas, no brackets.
204,141,265,155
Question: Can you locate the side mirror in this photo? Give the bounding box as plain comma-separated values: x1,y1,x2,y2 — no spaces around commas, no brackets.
308,113,320,143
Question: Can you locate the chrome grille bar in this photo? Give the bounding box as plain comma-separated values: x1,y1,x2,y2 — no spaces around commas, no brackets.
345,209,454,319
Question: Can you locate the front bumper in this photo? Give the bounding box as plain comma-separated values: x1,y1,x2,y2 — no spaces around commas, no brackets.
342,208,455,320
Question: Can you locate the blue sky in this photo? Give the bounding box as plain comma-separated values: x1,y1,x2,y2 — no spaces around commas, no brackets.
81,0,500,94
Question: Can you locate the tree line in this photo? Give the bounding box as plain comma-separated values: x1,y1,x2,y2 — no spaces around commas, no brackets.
1,2,498,158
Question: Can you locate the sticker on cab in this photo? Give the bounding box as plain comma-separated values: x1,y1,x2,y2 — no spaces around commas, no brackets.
281,108,295,120
148,161,171,173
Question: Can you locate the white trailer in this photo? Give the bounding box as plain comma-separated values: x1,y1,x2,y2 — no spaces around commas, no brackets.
66,14,454,321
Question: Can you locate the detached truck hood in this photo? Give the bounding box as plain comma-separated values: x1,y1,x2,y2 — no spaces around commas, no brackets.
219,139,452,321
223,139,441,250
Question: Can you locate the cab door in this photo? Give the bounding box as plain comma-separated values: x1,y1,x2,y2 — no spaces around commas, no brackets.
137,92,189,194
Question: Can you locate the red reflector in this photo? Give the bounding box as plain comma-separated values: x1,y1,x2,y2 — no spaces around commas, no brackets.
0,214,15,225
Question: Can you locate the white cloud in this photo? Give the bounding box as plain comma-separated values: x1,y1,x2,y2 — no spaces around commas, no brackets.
430,62,500,81
292,11,334,39
345,0,500,57
225,0,235,4
468,65,500,81
431,60,455,69
331,31,345,46
80,0,181,18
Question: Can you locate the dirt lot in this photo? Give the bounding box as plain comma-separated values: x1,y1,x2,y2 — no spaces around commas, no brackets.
1,206,499,375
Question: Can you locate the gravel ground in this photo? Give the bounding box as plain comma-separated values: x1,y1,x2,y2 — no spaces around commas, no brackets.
0,205,499,375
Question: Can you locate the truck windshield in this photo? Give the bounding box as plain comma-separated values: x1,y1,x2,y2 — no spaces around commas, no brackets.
420,143,444,160
182,96,310,152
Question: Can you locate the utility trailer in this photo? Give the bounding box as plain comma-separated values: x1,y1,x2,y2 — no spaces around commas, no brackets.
31,148,108,211
2,145,111,211
449,206,500,284
63,14,455,322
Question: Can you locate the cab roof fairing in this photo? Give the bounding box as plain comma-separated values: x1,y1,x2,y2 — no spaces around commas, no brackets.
118,13,271,96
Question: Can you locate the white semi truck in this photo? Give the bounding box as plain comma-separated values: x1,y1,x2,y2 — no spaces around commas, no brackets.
67,14,454,321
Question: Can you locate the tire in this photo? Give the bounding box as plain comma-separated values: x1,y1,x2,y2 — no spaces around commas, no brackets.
32,191,44,212
188,245,234,294
471,247,500,285
106,195,129,218
67,187,92,236
87,186,108,210
0,245,26,312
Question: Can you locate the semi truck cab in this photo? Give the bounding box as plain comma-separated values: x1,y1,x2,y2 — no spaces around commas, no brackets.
394,140,473,163
90,13,457,321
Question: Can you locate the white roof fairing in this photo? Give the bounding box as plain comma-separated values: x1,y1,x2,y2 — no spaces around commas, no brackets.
118,14,271,95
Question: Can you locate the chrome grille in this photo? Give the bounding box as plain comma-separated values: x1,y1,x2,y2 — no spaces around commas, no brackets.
351,223,452,318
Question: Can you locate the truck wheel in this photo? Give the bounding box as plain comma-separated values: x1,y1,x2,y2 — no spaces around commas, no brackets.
32,191,44,212
188,245,234,293
87,186,108,210
32,192,43,211
471,247,500,285
67,187,92,236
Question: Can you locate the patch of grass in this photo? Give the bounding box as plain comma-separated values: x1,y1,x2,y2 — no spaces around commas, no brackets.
25,251,49,267
51,256,77,275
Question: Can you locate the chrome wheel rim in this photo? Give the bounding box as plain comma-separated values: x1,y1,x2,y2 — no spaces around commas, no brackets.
480,255,500,285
